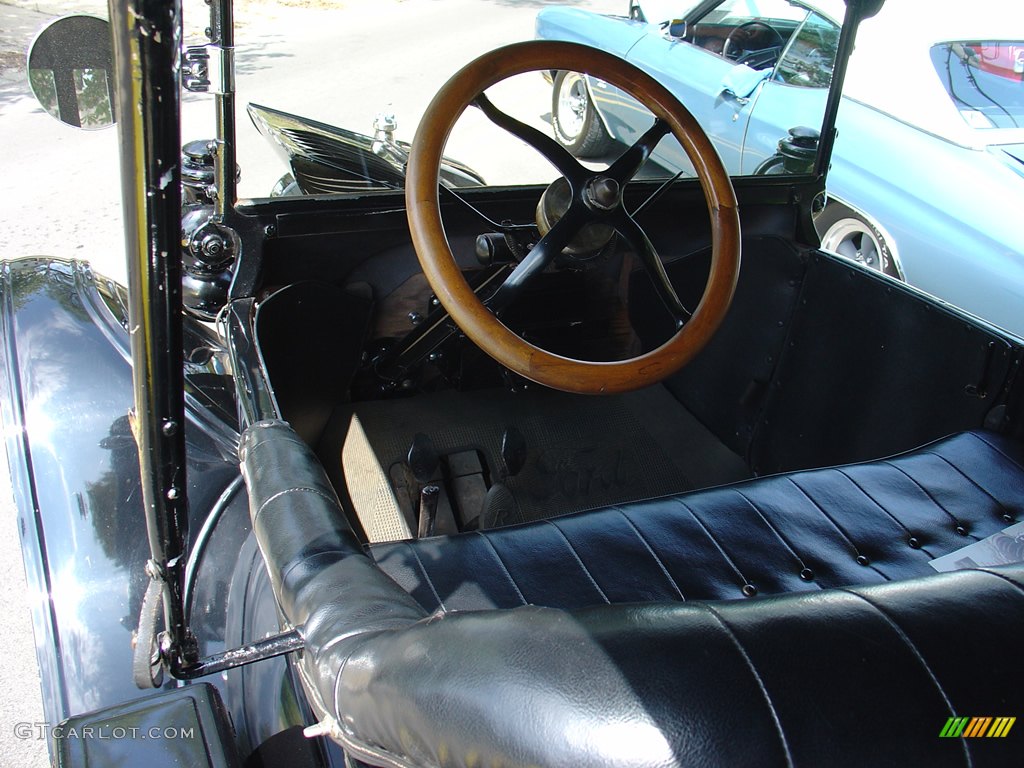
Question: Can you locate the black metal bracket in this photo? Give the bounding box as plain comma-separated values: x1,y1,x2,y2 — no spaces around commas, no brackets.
171,627,305,680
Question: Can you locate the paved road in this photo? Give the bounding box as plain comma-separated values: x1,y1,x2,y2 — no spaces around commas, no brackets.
3,3,114,761
0,6,103,767
0,0,618,765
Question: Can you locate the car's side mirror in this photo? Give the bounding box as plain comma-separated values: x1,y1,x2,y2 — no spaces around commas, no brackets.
720,63,770,102
663,19,687,39
27,15,115,129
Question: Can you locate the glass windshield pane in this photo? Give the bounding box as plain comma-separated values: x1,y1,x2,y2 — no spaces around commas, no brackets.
208,0,839,200
930,42,1024,129
774,12,840,88
700,0,810,30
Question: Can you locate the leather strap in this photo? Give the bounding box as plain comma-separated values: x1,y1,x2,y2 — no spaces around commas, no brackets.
132,568,165,689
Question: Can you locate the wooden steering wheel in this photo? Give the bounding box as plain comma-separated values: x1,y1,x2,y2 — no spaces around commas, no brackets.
406,41,740,395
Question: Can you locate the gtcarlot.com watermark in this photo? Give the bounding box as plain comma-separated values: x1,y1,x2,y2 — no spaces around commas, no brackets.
14,722,194,741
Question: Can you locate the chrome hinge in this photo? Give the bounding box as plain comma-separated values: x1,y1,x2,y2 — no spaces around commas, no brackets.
182,44,234,94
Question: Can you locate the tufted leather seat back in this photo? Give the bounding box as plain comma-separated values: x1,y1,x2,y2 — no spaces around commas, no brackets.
370,430,1024,611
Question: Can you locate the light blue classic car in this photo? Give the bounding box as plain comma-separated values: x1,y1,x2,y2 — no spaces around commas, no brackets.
537,0,1024,337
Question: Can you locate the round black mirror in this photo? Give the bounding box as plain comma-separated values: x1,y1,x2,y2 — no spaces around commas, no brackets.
28,15,115,129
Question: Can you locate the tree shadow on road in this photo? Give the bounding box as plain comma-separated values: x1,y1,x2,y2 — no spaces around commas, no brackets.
0,74,43,114
236,41,294,77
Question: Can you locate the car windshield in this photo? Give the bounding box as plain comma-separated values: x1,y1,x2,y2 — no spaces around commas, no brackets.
930,41,1024,130
206,0,605,200
209,0,843,201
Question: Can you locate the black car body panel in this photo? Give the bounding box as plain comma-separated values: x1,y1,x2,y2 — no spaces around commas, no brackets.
247,103,486,195
0,259,301,751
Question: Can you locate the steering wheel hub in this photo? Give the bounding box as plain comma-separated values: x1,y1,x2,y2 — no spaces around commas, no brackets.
536,176,616,255
585,176,621,210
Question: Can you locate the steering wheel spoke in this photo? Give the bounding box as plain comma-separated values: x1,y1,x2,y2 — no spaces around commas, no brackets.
473,93,588,185
607,119,671,184
614,211,690,326
488,203,587,313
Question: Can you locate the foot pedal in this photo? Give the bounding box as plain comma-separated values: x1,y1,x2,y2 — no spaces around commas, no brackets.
501,425,527,477
407,433,439,484
479,482,517,529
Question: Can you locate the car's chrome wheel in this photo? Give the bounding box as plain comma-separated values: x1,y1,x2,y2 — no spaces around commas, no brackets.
817,204,901,279
551,70,613,158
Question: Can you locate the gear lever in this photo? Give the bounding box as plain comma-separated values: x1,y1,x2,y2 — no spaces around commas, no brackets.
416,485,440,538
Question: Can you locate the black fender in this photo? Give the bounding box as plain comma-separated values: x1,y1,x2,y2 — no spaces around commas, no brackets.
0,258,306,758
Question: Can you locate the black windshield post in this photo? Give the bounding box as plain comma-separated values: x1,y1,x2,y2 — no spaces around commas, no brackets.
814,0,885,178
108,0,197,670
210,0,238,216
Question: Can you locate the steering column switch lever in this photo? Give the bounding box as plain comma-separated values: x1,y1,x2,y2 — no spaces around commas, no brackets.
475,233,517,266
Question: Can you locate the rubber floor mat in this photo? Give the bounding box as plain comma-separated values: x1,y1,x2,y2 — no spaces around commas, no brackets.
321,384,749,541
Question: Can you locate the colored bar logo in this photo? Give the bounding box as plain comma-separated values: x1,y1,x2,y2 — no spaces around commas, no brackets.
940,716,1016,738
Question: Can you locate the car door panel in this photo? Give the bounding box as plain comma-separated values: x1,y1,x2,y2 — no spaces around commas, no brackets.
741,81,826,172
741,9,840,172
626,34,753,173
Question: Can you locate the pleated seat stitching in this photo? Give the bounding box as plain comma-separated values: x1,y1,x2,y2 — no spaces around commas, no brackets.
543,519,611,604
834,468,939,558
836,587,972,767
700,603,795,768
968,431,1024,471
613,506,686,600
785,476,889,579
675,498,750,589
975,567,1024,595
730,489,820,584
922,450,1016,520
474,531,528,606
403,541,447,613
883,460,981,541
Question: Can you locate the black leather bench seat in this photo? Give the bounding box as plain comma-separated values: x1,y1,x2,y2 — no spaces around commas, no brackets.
243,420,1024,767
369,430,1024,612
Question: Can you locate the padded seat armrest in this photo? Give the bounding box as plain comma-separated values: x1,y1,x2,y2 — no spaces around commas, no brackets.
241,421,1024,768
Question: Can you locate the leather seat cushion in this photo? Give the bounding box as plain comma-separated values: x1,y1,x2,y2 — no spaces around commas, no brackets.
369,430,1024,612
